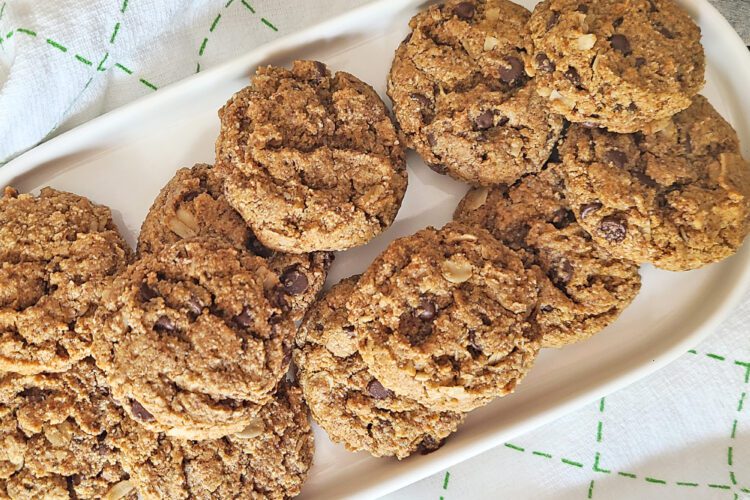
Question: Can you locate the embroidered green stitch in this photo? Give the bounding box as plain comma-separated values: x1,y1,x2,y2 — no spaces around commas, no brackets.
688,349,697,354
708,484,731,489
110,22,120,44
645,477,666,485
199,37,208,56
121,0,128,13
97,52,109,71
261,18,278,31
596,421,603,442
675,481,699,487
736,361,750,383
17,28,36,36
75,54,93,66
732,419,738,439
0,2,5,22
210,14,222,32
729,446,734,466
738,392,746,412
140,78,158,91
241,0,255,13
730,471,737,486
707,353,726,361
443,471,450,490
532,451,552,458
593,452,611,474
115,62,133,74
225,0,235,7
587,480,594,499
561,458,583,468
504,443,524,452
46,39,67,52
618,472,636,479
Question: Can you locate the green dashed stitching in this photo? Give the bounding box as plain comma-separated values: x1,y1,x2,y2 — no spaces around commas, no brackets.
261,18,277,31
532,451,552,458
708,484,731,489
17,28,35,36
676,481,699,487
46,38,67,52
0,2,5,22
707,353,726,361
96,52,109,71
199,37,208,56
442,471,450,490
732,419,738,439
210,14,222,32
75,54,92,66
688,349,697,354
114,62,133,74
110,22,120,44
596,421,603,442
729,446,734,466
121,0,128,13
736,361,750,383
241,0,255,13
140,78,157,90
504,443,524,452
593,452,610,474
561,458,583,468
738,392,746,412
645,477,667,485
225,0,235,7
618,472,637,479
587,480,594,499
731,471,738,485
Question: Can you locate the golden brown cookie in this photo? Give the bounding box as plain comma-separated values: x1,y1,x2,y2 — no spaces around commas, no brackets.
0,359,136,500
560,95,750,271
387,0,564,186
350,222,541,413
112,383,313,500
526,0,705,133
137,163,333,320
0,187,132,375
91,237,295,440
295,277,464,459
455,166,641,347
216,60,407,253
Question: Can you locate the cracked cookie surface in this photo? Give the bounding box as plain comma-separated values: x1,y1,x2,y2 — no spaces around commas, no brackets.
350,222,541,413
0,187,132,375
295,277,464,459
0,359,136,500
112,383,313,500
91,237,296,440
387,0,564,186
559,95,750,271
137,163,332,320
527,0,704,133
455,166,641,348
216,60,407,253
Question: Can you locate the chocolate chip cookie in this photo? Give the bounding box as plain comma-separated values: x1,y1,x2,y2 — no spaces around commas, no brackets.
387,0,564,186
112,383,313,500
560,95,750,271
91,237,296,439
527,0,705,133
137,163,332,320
216,60,407,253
455,166,641,347
0,187,132,375
295,277,464,459
0,359,136,500
351,222,541,413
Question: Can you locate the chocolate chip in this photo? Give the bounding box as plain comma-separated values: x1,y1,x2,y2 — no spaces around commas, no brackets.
648,0,659,11
272,287,291,312
632,171,657,188
496,116,509,126
234,306,254,328
186,297,203,318
246,232,274,258
321,252,335,269
610,34,632,55
410,92,432,109
627,102,638,112
604,150,627,168
580,202,603,219
541,304,554,313
499,57,524,84
416,296,438,320
467,330,483,358
564,67,581,87
139,282,158,301
474,110,494,130
684,134,692,154
535,52,555,73
576,4,589,13
453,2,475,20
312,61,327,78
654,23,674,39
182,191,199,202
547,143,562,164
130,400,155,422
546,10,560,30
280,265,309,295
551,208,576,229
399,312,433,346
154,315,174,332
366,379,393,399
613,16,624,28
402,32,412,44
417,435,446,455
426,132,437,147
635,57,646,68
598,215,627,242
427,162,448,175
19,387,50,403
549,258,574,287
410,93,435,123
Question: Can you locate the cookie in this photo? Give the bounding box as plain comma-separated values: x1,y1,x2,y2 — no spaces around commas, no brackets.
0,187,132,375
455,166,641,347
526,0,705,133
295,276,464,459
559,95,750,271
350,222,541,412
112,383,313,500
387,0,564,186
137,163,333,320
0,359,136,500
216,60,407,253
91,237,296,439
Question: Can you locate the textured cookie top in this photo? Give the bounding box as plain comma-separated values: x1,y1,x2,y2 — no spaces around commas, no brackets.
527,0,705,133
0,187,132,375
137,163,332,320
113,383,314,500
92,237,296,439
351,222,541,412
0,359,135,500
560,95,750,271
455,166,641,348
295,277,464,459
216,60,407,253
387,0,564,186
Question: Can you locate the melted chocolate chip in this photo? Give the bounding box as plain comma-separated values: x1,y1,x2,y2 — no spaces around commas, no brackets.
535,52,555,73
402,32,413,45
416,296,438,320
499,57,524,84
399,312,433,346
576,4,589,13
549,258,574,287
130,400,155,422
453,2,475,20
410,93,435,123
366,379,394,399
551,208,576,229
546,10,560,30
234,306,254,328
417,435,446,455
613,16,624,28
580,202,603,219
604,150,627,168
182,191,199,202
564,67,582,87
427,162,448,175
635,57,647,68
272,287,291,312
139,282,158,301
154,315,175,332
632,171,657,188
19,387,51,403
246,232,274,258
654,22,675,39
610,34,632,55
598,215,627,242
474,110,494,130
312,61,328,78
280,265,309,295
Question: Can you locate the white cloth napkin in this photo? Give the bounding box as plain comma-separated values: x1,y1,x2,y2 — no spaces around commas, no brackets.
1,1,748,499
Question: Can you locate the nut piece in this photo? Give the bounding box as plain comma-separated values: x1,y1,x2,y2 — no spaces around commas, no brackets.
43,421,74,448
103,480,135,500
549,90,576,110
235,416,265,439
576,34,597,50
168,207,199,239
483,36,499,51
448,233,479,243
485,8,500,21
441,256,474,284
464,187,489,211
